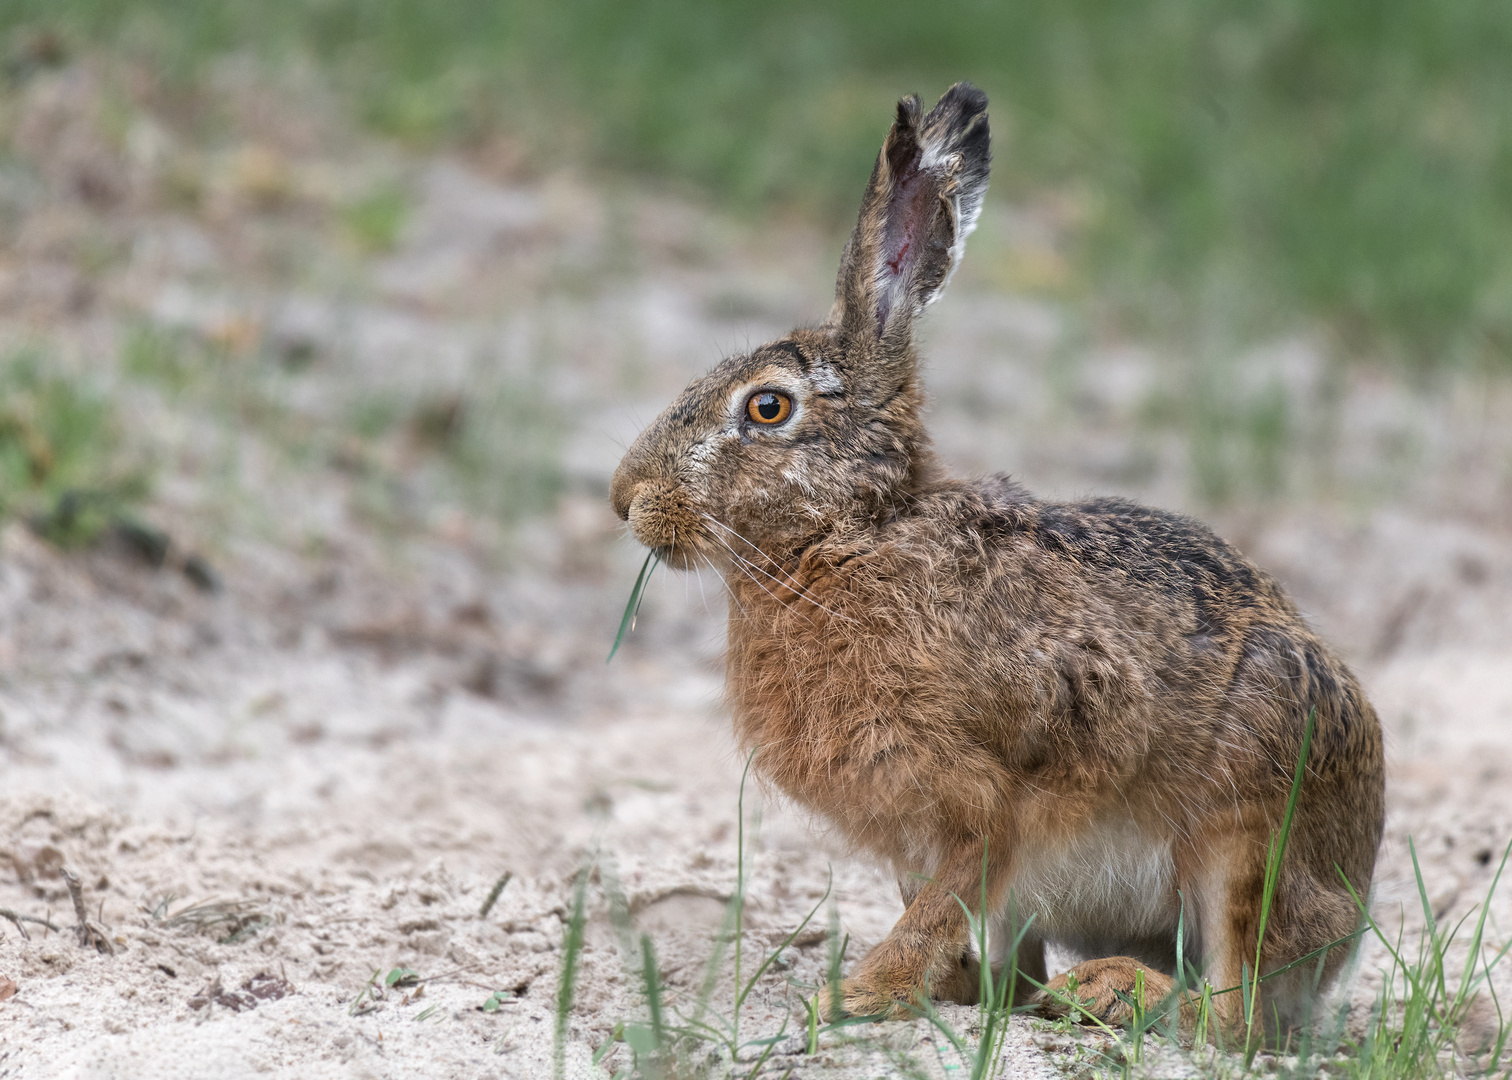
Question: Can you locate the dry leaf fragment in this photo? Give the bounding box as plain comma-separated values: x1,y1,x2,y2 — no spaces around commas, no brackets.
188,972,292,1012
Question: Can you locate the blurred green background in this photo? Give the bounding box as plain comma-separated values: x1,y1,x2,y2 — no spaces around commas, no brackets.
1,0,1509,551
7,0,1511,368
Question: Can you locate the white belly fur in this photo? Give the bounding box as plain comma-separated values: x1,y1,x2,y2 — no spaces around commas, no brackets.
1005,816,1179,949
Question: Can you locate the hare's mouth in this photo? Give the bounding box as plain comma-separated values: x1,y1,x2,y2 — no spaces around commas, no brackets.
626,518,707,569
650,542,701,572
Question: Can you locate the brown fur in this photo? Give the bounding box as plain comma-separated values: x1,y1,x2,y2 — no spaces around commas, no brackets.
610,83,1384,1040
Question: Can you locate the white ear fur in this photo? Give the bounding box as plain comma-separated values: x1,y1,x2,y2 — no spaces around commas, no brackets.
934,158,987,303
870,83,991,337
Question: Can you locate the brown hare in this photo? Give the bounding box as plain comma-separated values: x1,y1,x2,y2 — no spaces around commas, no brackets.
610,83,1384,1040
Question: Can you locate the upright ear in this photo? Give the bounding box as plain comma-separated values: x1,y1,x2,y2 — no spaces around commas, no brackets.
831,82,990,348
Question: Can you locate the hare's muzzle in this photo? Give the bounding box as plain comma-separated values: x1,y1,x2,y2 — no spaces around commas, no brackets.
611,472,700,564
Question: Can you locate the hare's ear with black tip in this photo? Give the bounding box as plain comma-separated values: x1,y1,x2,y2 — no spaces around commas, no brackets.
830,82,990,353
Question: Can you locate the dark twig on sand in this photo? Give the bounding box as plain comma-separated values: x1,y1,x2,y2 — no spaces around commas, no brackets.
61,867,89,938
0,908,63,941
61,867,115,955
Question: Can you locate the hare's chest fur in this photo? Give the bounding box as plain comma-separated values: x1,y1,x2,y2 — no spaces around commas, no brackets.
1006,817,1179,949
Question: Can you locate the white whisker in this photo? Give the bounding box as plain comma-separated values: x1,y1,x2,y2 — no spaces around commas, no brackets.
705,532,810,617
700,526,852,623
696,513,854,622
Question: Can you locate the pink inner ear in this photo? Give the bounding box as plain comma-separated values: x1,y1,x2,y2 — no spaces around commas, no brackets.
876,145,939,334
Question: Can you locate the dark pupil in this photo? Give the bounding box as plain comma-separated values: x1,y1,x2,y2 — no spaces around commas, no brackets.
757,394,781,420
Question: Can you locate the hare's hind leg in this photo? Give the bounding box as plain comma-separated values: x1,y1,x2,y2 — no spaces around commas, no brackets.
1185,831,1365,1045
1032,956,1190,1033
1032,824,1363,1044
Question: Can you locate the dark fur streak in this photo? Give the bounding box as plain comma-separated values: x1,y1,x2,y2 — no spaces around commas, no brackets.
762,340,809,371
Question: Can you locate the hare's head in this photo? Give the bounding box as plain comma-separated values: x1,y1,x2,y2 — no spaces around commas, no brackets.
611,83,989,569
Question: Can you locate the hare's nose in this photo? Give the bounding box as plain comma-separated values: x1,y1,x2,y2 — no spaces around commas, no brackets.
609,467,641,521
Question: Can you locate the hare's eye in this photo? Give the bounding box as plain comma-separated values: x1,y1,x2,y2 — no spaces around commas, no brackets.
746,391,792,425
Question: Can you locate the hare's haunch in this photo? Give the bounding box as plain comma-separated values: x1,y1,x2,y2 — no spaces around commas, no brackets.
611,83,1383,1039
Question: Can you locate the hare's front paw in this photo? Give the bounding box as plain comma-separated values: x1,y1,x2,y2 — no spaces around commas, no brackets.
1031,957,1179,1028
818,949,980,1022
814,978,911,1022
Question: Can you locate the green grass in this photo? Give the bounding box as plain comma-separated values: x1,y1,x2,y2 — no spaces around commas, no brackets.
0,348,148,546
7,0,1512,367
562,755,835,1078
341,183,409,254
122,322,563,535
1244,707,1318,1062
607,551,658,662
907,844,1034,1080
554,865,589,1080
1337,841,1512,1080
556,723,1510,1079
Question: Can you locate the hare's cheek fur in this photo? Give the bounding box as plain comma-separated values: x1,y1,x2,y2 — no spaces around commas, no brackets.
613,83,1384,1038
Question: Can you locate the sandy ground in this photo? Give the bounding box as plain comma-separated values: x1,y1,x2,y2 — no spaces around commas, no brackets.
2,59,1512,1079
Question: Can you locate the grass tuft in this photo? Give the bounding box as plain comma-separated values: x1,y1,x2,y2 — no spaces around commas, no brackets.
588,752,830,1077
341,183,410,253
1243,706,1318,1062
553,864,590,1080
146,895,272,944
0,349,148,547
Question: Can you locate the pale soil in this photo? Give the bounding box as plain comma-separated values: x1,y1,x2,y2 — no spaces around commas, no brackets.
2,59,1511,1079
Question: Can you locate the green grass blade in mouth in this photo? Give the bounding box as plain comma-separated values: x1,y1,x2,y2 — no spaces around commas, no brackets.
607,550,658,662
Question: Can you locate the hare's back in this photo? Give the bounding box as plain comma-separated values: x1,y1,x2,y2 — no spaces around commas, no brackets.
1024,495,1291,618
928,480,1365,737
937,480,1291,624
942,482,1380,811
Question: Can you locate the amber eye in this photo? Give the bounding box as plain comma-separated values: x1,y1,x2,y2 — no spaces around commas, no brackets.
746,391,792,425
